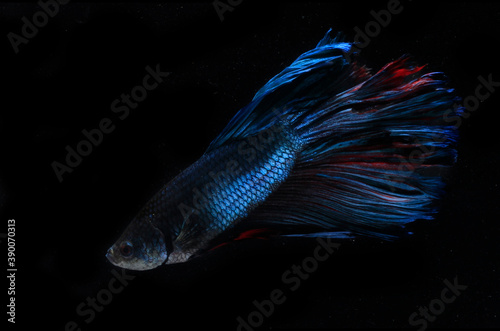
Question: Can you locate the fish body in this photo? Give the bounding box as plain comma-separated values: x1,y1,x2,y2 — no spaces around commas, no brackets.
139,125,300,265
106,31,462,270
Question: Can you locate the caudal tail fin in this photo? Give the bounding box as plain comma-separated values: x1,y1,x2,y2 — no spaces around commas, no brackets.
237,30,463,240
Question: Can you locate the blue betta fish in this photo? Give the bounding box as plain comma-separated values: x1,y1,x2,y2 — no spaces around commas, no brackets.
106,30,462,270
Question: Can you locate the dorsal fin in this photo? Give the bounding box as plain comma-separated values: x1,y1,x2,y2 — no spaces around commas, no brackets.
205,29,361,153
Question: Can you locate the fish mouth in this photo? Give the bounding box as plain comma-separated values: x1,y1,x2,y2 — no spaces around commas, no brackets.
106,248,118,265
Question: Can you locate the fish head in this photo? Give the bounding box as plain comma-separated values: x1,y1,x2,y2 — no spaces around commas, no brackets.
106,218,168,270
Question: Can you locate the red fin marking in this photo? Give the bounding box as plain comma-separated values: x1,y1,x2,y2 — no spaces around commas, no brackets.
209,228,271,251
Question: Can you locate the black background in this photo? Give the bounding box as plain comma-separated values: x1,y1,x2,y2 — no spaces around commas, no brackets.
1,1,499,330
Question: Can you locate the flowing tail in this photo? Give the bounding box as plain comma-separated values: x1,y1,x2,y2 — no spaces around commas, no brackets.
209,30,463,240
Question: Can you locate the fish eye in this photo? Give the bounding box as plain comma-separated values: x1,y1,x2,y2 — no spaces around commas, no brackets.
119,241,134,258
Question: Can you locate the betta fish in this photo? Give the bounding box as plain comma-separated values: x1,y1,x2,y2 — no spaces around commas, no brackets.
106,30,462,270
